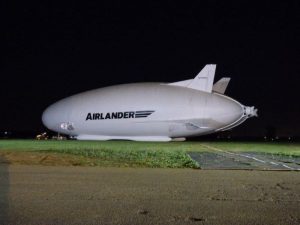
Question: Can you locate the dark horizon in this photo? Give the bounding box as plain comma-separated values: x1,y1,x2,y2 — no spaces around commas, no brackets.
1,1,300,137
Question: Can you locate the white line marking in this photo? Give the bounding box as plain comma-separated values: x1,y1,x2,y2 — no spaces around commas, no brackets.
270,161,279,166
282,164,294,170
201,144,298,170
239,154,266,163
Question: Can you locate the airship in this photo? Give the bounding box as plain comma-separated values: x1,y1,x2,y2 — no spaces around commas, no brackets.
42,64,257,141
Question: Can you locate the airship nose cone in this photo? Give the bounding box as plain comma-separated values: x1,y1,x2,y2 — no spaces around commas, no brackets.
42,100,71,132
42,108,50,129
42,104,57,130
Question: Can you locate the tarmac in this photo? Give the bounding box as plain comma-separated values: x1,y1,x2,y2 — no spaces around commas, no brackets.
189,145,300,170
0,164,300,225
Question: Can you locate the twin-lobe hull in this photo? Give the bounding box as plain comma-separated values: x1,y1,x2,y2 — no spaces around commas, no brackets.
42,65,257,141
42,83,253,141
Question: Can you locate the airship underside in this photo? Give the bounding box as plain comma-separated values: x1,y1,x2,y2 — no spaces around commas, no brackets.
42,65,257,141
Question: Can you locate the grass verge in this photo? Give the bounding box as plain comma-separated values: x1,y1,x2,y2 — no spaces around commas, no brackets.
0,140,201,168
1,140,300,168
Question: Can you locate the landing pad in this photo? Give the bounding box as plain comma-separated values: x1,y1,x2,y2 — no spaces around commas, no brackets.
189,151,300,170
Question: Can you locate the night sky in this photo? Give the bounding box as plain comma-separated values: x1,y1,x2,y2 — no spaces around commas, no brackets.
1,1,300,137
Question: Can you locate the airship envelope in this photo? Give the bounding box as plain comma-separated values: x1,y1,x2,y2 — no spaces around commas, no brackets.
42,64,257,141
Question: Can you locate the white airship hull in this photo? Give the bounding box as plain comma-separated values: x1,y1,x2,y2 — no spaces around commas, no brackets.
76,134,173,142
42,65,257,141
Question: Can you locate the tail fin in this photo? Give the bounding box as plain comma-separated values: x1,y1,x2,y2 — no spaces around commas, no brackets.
168,64,216,93
213,77,231,94
186,64,216,93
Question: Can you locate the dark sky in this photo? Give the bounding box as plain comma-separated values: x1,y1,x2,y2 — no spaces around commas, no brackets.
1,1,300,136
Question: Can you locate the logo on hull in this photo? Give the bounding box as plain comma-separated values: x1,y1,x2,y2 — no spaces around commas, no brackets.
86,111,155,120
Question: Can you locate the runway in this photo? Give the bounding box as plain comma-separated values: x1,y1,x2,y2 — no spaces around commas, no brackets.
0,165,300,225
189,144,300,170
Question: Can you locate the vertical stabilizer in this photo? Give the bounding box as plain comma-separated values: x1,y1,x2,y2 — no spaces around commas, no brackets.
187,64,216,92
213,77,231,94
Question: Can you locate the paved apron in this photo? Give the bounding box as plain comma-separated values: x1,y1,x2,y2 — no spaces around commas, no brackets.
189,145,300,171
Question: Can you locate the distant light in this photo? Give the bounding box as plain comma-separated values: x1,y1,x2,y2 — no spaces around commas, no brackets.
288,137,291,140
4,131,8,135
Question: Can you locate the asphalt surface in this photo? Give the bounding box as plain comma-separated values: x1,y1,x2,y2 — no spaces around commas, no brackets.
189,145,300,170
189,152,300,170
0,165,300,225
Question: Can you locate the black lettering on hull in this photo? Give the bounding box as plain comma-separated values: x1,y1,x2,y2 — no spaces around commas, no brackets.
85,110,155,121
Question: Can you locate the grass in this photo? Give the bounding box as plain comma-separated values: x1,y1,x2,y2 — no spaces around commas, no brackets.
0,140,203,168
0,140,300,168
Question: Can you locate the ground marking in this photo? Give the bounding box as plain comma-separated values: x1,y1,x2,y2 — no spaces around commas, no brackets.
282,164,294,170
200,144,297,170
270,161,279,166
239,154,266,163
